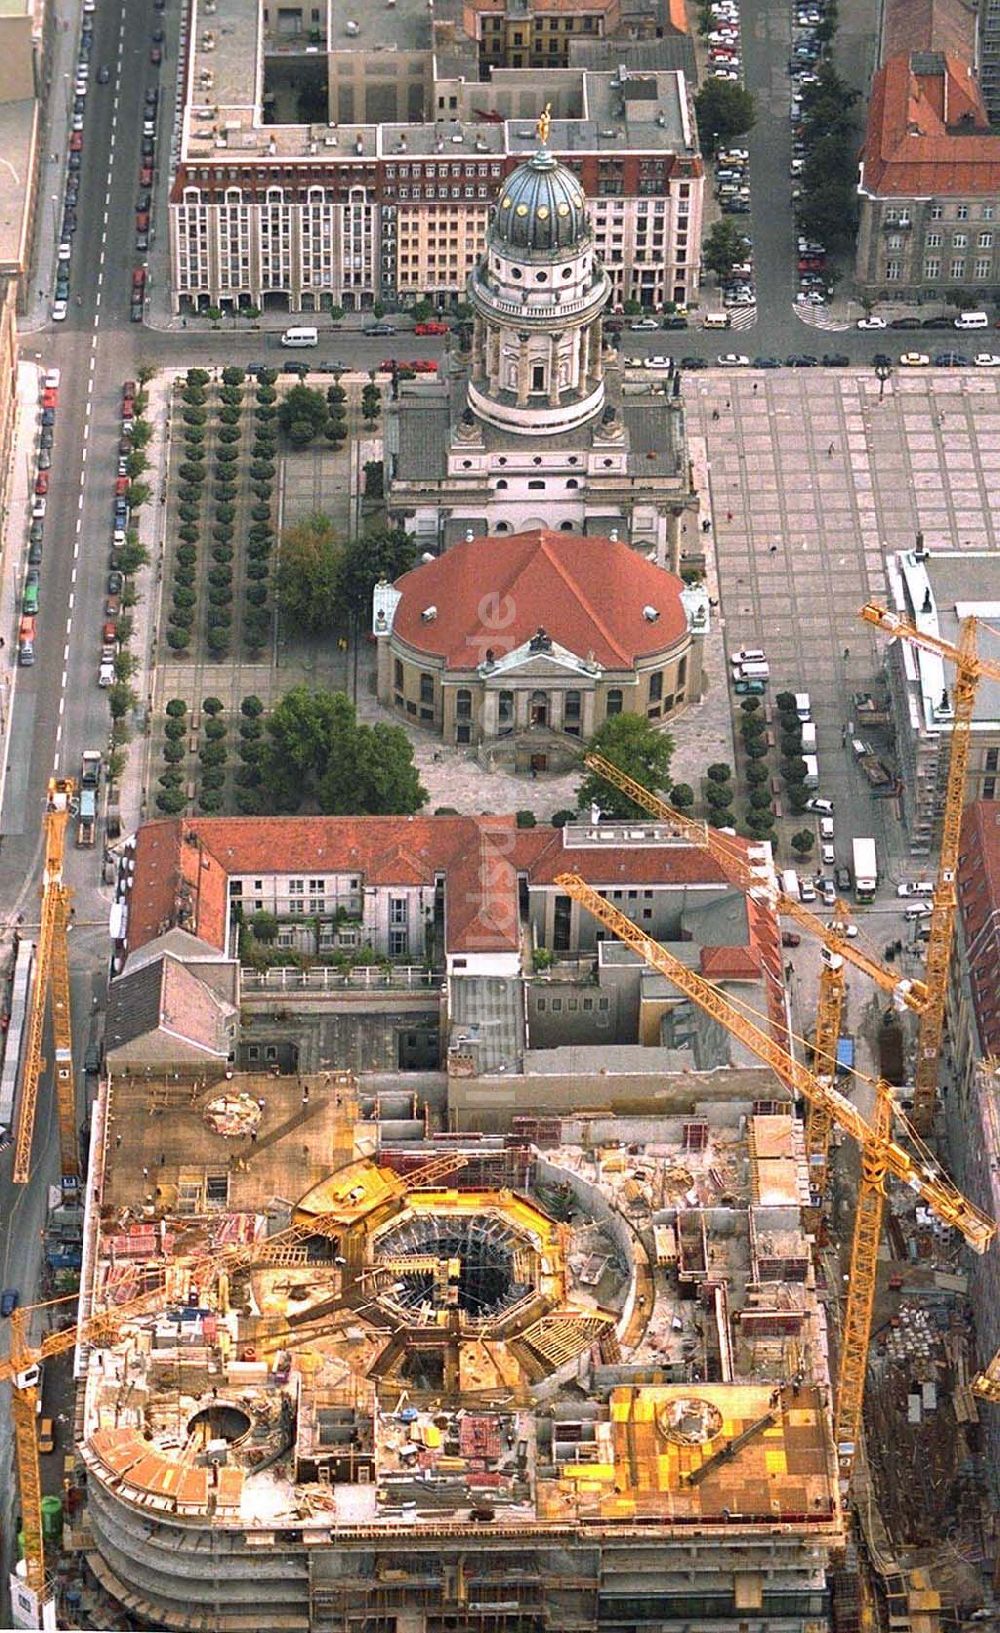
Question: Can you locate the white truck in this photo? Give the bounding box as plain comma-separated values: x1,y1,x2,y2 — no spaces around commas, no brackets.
852,837,877,903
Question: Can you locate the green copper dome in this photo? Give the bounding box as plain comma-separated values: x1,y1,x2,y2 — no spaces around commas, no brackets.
490,148,589,256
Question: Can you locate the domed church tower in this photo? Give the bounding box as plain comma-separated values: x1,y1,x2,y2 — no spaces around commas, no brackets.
384,107,697,567
467,126,611,437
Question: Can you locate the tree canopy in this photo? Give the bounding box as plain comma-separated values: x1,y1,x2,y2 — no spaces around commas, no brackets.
336,527,417,621
277,384,330,445
274,514,343,635
694,80,756,155
575,714,674,818
704,219,748,282
257,686,426,816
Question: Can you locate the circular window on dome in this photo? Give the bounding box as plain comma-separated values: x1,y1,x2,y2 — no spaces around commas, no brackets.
511,267,522,279
537,206,549,219
501,197,512,209
516,204,529,216
536,271,547,283
557,203,570,217
573,194,583,207
561,267,572,278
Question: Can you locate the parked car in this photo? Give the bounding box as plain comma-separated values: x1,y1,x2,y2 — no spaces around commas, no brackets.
805,796,834,814
717,352,750,366
890,316,921,330
0,1289,19,1317
857,315,887,330
413,320,448,335
781,931,801,948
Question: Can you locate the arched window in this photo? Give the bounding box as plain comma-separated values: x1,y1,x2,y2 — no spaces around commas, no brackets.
560,520,574,530
606,689,623,716
495,478,508,490
498,690,514,734
495,521,511,533
566,478,579,489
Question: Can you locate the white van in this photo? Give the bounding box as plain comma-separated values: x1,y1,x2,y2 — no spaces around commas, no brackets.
819,816,834,841
780,868,800,901
795,692,811,722
703,311,731,329
734,660,770,680
954,311,989,329
800,721,817,753
280,326,318,347
799,876,817,902
802,753,819,789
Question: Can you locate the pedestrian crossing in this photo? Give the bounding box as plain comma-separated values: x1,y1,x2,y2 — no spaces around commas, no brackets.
794,302,850,331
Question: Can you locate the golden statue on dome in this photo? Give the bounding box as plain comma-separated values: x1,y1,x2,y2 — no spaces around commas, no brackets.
537,103,552,145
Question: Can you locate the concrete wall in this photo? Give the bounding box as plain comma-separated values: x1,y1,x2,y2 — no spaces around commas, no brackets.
447,1061,779,1129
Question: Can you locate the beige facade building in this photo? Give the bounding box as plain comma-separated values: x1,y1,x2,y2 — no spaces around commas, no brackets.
879,546,1000,852
170,0,703,314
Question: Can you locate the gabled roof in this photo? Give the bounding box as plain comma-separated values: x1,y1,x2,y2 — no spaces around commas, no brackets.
390,529,688,671
880,0,977,65
106,953,238,1061
860,53,1000,198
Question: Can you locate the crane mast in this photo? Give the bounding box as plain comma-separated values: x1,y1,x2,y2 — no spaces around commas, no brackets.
861,605,1000,1132
583,753,929,1016
553,872,994,1490
13,778,78,1186
584,751,925,1208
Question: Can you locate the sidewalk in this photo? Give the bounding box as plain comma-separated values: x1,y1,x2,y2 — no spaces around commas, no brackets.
0,363,41,824
20,3,87,334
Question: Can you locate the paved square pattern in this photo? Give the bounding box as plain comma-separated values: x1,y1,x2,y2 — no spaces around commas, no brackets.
684,367,1000,863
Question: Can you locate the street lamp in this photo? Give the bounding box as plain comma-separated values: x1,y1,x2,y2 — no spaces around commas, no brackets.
874,356,892,400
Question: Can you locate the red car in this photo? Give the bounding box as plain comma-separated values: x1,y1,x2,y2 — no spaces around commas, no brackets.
114,475,130,497
123,379,136,398
406,359,438,373
41,387,58,410
139,165,153,187
413,320,448,336
122,396,135,420
34,471,49,495
70,131,83,152
378,358,395,373
798,257,825,272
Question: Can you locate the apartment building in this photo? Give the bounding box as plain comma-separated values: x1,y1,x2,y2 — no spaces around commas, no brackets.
856,51,1000,301
170,0,703,314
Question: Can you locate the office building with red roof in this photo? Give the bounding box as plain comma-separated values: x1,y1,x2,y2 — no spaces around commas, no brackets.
856,50,1000,298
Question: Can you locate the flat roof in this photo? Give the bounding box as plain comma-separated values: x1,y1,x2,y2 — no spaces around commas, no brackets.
0,98,37,273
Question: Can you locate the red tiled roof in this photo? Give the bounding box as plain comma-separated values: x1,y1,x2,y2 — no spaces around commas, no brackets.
390,529,688,671
958,802,1000,1054
861,53,1000,197
512,823,737,887
881,0,976,64
129,815,525,957
126,818,783,998
699,945,761,979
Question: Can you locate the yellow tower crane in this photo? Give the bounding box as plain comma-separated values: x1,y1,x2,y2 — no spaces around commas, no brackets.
860,605,1000,1132
583,752,928,1204
13,778,78,1187
552,871,995,1490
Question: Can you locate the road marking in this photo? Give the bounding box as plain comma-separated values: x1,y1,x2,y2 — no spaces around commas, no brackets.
71,566,77,585
68,594,74,612
75,516,82,535
77,492,85,511
63,645,70,663
55,722,62,749
59,695,65,716
61,671,67,690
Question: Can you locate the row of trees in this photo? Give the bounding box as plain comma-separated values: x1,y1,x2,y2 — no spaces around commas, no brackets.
277,380,381,450
796,55,860,257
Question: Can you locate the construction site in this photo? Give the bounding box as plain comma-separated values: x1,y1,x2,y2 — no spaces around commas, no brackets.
2,592,1000,1633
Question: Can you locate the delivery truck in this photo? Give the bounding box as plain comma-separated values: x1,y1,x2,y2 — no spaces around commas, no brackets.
852,837,877,903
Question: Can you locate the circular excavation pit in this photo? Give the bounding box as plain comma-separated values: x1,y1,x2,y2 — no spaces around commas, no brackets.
186,1404,253,1447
